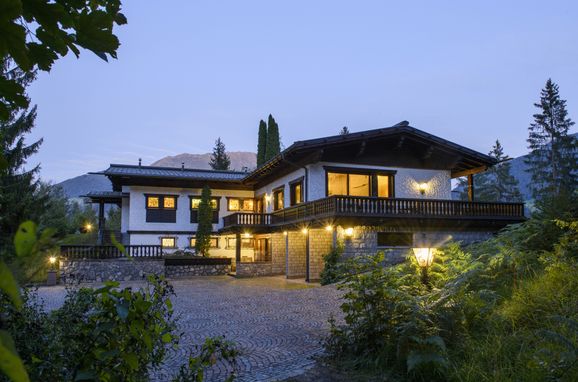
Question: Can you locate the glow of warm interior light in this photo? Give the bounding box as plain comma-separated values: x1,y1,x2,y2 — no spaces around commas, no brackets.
265,194,272,202
243,232,251,239
412,248,435,268
344,227,354,237
418,182,428,195
48,256,57,265
325,225,333,232
301,228,308,234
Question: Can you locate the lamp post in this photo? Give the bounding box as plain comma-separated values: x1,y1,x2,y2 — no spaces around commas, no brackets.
412,247,435,287
47,256,58,286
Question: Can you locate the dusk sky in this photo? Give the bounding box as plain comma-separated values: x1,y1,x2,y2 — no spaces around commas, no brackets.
27,1,578,183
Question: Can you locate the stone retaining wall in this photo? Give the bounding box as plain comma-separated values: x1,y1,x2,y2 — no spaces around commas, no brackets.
166,264,231,278
236,262,273,277
60,258,164,284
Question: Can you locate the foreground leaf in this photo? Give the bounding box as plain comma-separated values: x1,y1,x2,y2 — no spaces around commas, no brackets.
0,261,22,308
0,330,29,382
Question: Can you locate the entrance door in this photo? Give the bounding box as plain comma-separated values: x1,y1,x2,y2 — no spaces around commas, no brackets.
254,238,270,262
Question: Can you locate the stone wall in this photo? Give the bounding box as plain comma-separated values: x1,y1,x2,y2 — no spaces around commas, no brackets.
286,231,306,278
165,264,231,278
236,262,273,277
60,258,164,284
308,228,333,281
271,233,286,275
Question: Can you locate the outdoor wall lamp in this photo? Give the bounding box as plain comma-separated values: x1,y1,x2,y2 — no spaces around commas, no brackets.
283,231,288,236
344,227,354,237
301,228,308,235
412,247,435,287
48,256,57,267
243,232,252,239
418,182,428,195
325,225,333,232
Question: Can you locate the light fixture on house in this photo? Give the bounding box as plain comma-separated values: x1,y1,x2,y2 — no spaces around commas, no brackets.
265,194,272,203
283,231,288,236
48,256,57,265
301,228,308,235
243,232,251,239
325,225,333,232
412,247,435,287
418,182,428,195
344,227,354,237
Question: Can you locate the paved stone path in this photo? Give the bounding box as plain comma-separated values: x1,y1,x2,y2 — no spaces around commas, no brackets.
36,276,343,382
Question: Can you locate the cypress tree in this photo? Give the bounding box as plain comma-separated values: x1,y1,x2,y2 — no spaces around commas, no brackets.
265,114,281,162
257,119,267,167
195,185,213,257
209,137,231,170
525,79,578,199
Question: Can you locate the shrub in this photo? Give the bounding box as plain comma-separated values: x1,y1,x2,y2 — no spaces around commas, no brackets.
320,244,344,285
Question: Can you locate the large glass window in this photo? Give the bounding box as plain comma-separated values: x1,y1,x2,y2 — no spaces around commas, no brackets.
161,237,176,248
377,175,391,197
349,174,370,196
190,237,219,248
146,195,177,223
273,189,284,211
327,172,347,196
290,180,303,206
227,198,254,211
190,197,220,224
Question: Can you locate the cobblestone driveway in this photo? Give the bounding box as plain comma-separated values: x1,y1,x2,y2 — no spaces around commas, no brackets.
37,276,343,382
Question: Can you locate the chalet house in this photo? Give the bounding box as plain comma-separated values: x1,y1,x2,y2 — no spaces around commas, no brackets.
79,121,525,281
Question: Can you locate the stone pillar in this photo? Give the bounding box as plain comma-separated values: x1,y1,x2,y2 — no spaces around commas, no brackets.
271,232,286,275
235,233,241,265
286,231,307,278
308,228,332,282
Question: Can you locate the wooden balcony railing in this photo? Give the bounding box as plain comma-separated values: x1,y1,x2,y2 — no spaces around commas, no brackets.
60,245,163,259
223,196,525,228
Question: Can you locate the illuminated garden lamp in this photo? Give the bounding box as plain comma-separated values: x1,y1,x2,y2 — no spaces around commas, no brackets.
84,223,93,232
412,247,435,286
47,256,58,286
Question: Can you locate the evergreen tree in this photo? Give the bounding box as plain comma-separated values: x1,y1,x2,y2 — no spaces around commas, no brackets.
340,126,350,135
458,140,522,202
265,114,281,161
257,119,267,167
195,185,213,257
209,137,231,170
525,79,578,199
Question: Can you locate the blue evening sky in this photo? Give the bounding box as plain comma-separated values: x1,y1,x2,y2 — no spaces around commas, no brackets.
27,1,578,183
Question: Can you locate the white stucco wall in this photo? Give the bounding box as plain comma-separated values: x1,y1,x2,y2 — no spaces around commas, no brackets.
121,197,130,233
123,185,255,234
306,162,451,200
255,168,306,213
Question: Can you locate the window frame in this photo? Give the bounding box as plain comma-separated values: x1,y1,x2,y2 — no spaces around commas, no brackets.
189,196,220,224
145,194,178,223
160,236,177,248
289,177,304,206
226,197,255,212
189,236,219,249
324,167,396,198
272,186,285,211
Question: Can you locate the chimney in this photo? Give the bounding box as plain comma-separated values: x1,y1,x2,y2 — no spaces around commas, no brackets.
181,162,185,170
138,158,142,167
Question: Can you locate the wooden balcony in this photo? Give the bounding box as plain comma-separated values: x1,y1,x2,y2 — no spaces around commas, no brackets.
221,196,525,231
60,245,164,259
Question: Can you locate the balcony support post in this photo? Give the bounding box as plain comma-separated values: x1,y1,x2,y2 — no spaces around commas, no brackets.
235,232,241,264
97,200,105,245
305,230,310,282
284,232,289,279
467,174,475,202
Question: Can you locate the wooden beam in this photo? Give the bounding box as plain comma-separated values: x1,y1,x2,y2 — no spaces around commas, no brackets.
422,145,435,160
467,174,475,202
235,233,241,265
396,136,405,149
356,140,367,157
451,166,487,178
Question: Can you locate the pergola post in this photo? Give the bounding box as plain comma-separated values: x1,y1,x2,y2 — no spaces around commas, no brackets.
97,201,105,245
467,174,475,202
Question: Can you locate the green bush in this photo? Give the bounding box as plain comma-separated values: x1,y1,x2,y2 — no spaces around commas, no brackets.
320,244,344,285
326,216,578,381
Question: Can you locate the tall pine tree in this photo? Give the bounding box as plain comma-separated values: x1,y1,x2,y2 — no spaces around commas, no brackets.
209,137,231,170
458,140,522,202
256,119,267,167
525,79,578,199
195,185,213,257
265,114,280,162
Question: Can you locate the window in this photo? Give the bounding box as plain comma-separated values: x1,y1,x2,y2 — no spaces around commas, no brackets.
377,232,413,247
227,198,254,211
161,237,176,248
290,179,303,206
225,237,254,249
190,237,219,248
326,168,395,198
190,197,220,224
146,195,177,223
273,188,284,211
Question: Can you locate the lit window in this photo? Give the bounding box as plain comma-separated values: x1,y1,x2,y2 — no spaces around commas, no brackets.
161,237,176,248
242,199,254,211
163,196,176,209
227,198,254,211
327,172,347,196
191,198,218,210
377,175,390,198
190,237,218,248
349,174,370,196
147,196,159,208
290,181,303,206
273,189,284,211
228,198,240,211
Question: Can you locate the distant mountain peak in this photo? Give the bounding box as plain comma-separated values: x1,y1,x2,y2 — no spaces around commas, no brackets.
151,151,256,171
